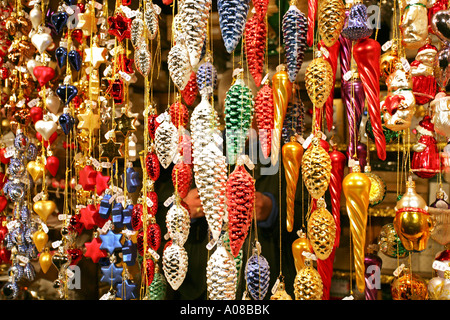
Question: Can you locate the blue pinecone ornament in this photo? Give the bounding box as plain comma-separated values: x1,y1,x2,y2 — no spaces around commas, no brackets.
196,60,218,96
282,5,308,83
218,0,251,53
245,246,270,300
282,91,305,143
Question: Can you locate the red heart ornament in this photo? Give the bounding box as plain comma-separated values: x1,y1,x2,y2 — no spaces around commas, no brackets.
71,29,84,44
67,248,83,266
0,148,9,165
45,155,60,177
0,195,7,212
33,66,55,87
30,106,44,123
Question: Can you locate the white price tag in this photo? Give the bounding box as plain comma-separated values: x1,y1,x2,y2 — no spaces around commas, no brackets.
164,195,175,207
320,46,329,58
119,70,131,82
6,220,18,231
382,40,392,52
41,222,49,234
52,240,62,248
66,268,75,278
100,220,111,234
432,260,450,272
261,73,269,85
343,70,353,82
232,68,244,78
108,194,116,204
17,255,29,264
271,278,280,295
156,112,166,124
101,162,112,168
148,247,160,260
342,295,354,300
393,263,405,277
401,57,410,72
116,195,125,204
206,239,216,251
28,98,40,107
146,197,154,208
33,192,44,203
4,148,15,159
213,133,223,145
94,2,103,9
302,251,317,260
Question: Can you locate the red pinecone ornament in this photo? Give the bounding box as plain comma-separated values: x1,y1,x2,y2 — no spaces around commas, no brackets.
148,114,160,140
146,151,160,181
179,133,192,163
131,203,143,231
172,162,193,198
252,0,269,18
245,14,266,87
254,82,274,159
147,220,162,252
169,101,189,129
181,72,198,106
146,191,158,217
144,258,155,286
226,164,255,257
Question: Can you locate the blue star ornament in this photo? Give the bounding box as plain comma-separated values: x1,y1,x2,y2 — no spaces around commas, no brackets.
99,230,123,254
100,263,123,286
116,279,137,300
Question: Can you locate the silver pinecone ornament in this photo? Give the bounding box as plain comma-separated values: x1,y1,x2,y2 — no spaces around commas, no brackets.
168,38,192,91
162,242,188,290
206,242,237,300
154,115,178,169
166,203,191,246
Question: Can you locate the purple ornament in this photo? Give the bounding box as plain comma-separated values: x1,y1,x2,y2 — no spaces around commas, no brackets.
342,79,365,158
339,9,352,77
356,142,368,169
341,3,373,41
364,252,382,300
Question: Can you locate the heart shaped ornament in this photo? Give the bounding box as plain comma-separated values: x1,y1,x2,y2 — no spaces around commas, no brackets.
56,85,78,105
27,160,45,181
33,66,55,87
45,155,59,177
27,59,43,81
35,117,57,141
33,230,48,252
45,92,61,114
29,106,44,123
33,198,56,223
31,31,53,54
432,10,450,43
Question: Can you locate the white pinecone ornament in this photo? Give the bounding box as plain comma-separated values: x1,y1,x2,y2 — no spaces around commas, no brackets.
206,243,237,300
134,42,151,77
144,1,159,41
154,116,178,169
162,242,188,290
168,39,192,91
166,204,190,246
131,12,145,48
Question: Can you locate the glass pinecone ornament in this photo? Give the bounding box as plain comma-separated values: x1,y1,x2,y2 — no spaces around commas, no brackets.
168,38,192,91
169,101,189,129
143,258,155,286
245,245,271,300
134,42,151,77
302,133,331,199
145,151,160,181
227,163,255,257
254,81,274,159
282,89,304,144
154,117,178,169
179,0,212,67
305,50,333,109
252,0,269,18
172,161,192,199
218,0,251,53
318,0,346,47
144,1,159,41
197,60,218,96
181,72,198,106
165,204,190,246
307,198,336,260
130,12,145,48
162,242,188,290
224,77,254,164
206,242,238,300
147,217,162,252
147,266,167,300
245,14,266,87
294,257,324,300
282,4,308,83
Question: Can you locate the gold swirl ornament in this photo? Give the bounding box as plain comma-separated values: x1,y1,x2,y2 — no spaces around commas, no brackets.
301,133,331,199
394,177,433,252
271,64,292,166
294,256,323,300
282,136,303,232
307,198,336,260
364,165,386,207
318,0,346,47
342,164,371,293
305,50,333,109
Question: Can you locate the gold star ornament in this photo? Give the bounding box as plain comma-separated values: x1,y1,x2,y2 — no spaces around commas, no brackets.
100,138,124,163
77,107,100,135
114,112,136,137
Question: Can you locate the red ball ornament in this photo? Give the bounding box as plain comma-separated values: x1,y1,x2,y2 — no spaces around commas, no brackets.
245,14,266,87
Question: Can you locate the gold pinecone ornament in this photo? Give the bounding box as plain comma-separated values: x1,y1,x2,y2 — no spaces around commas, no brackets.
302,133,331,199
307,198,336,260
318,0,346,47
305,51,333,109
294,255,323,300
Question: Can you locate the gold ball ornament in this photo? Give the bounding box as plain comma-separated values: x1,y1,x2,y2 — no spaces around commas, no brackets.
318,0,346,47
305,51,333,109
342,164,371,293
293,257,323,300
39,247,53,274
292,230,311,272
394,177,433,252
270,280,293,300
301,133,331,199
391,267,428,300
307,198,336,260
33,194,56,223
33,229,48,252
282,136,303,232
364,165,386,207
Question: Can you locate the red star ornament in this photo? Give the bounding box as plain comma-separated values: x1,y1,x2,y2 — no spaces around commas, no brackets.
84,237,108,263
95,171,110,196
78,165,97,191
117,53,134,74
107,13,132,42
79,203,99,230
